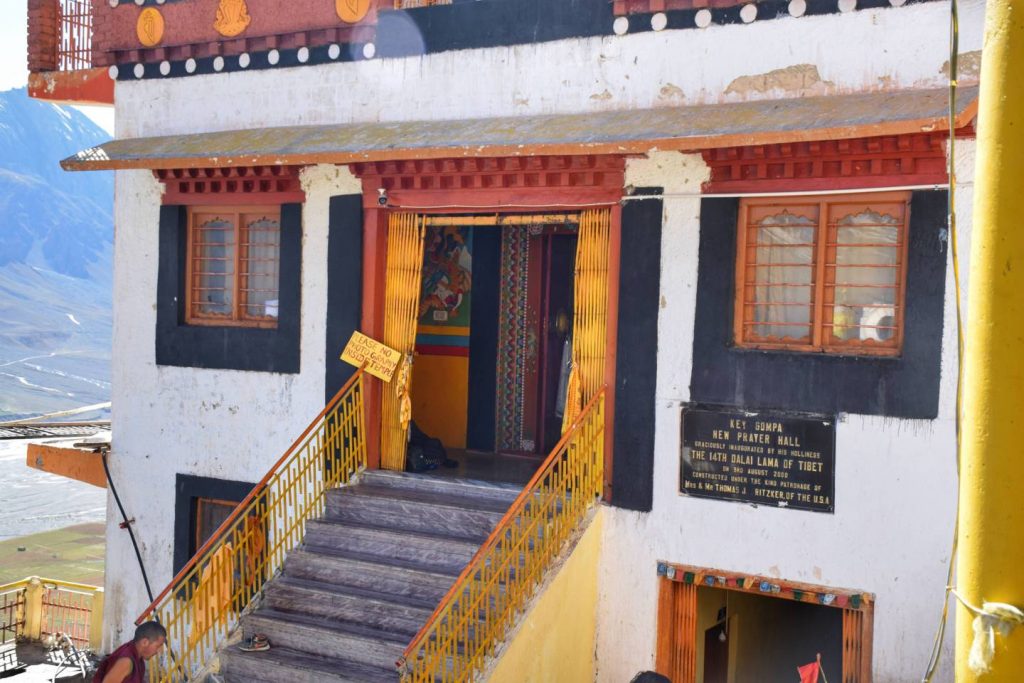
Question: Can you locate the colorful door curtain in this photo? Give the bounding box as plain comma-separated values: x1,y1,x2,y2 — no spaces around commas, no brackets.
561,208,611,434
381,212,427,471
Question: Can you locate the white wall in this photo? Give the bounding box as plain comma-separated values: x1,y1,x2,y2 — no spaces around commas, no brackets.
593,149,972,683
102,165,361,645
113,0,984,139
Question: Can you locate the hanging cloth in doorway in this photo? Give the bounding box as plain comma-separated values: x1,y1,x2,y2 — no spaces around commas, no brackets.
561,208,611,434
380,212,427,471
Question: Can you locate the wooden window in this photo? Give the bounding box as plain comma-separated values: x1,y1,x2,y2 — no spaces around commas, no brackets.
193,497,237,555
186,206,281,328
734,192,910,356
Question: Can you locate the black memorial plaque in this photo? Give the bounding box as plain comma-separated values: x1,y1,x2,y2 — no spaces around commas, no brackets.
680,406,835,513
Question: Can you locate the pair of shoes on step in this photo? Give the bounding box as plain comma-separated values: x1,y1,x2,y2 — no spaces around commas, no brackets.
238,634,270,652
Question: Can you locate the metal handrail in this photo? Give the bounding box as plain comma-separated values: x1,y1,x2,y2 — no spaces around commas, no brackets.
138,369,368,683
399,388,606,682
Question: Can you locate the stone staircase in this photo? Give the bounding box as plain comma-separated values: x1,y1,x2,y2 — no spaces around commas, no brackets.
220,470,521,683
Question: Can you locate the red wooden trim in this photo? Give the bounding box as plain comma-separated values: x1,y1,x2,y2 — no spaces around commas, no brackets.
361,206,388,471
615,0,751,15
163,190,305,206
157,166,305,206
27,69,114,106
414,345,469,357
702,132,961,193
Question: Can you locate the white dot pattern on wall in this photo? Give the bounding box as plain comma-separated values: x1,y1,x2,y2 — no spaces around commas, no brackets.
740,3,758,23
613,16,629,35
788,0,807,17
695,9,712,28
268,49,280,65
239,53,251,68
651,12,668,31
133,63,145,79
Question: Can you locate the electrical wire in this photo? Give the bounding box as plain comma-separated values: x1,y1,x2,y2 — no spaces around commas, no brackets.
921,0,963,678
101,450,156,605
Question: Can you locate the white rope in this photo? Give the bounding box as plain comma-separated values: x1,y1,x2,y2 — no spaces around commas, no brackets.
949,589,1024,674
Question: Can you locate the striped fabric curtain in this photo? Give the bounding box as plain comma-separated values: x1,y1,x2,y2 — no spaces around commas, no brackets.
380,213,427,471
562,208,611,433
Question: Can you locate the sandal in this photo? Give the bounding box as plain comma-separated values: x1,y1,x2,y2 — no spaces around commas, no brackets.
239,634,271,652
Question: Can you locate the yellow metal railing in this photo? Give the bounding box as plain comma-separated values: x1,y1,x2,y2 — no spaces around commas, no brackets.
399,389,606,682
0,577,103,651
137,369,368,683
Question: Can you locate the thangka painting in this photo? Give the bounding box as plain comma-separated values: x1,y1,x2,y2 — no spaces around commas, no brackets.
419,226,473,327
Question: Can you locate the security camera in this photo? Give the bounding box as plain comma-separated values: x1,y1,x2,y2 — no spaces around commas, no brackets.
377,188,388,206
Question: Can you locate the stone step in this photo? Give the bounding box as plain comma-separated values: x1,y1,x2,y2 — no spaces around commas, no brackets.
359,470,522,507
284,547,457,605
325,485,509,541
265,576,435,637
323,485,507,544
220,645,396,683
241,609,406,671
303,519,483,574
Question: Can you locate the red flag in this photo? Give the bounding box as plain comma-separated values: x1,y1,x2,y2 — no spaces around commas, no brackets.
797,661,820,683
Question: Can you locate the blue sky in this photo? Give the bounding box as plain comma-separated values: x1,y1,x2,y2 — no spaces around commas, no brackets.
1,0,115,134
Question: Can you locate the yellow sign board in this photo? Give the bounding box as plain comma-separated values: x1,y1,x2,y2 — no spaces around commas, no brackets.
341,332,401,382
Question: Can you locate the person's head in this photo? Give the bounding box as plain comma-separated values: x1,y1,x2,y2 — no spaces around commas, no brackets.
132,621,167,660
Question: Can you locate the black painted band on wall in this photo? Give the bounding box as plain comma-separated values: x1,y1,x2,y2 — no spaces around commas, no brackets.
173,473,255,574
156,204,303,373
325,195,364,403
611,189,663,512
690,191,948,419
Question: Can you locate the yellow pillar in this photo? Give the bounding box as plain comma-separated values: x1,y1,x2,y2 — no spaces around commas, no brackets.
89,588,105,652
23,578,44,641
956,0,1024,678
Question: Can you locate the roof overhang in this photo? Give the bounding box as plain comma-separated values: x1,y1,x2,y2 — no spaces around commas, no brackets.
62,86,978,172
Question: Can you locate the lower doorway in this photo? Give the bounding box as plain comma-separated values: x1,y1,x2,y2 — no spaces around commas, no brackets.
656,565,872,683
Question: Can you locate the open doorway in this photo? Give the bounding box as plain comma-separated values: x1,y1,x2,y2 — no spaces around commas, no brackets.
695,586,842,683
656,567,872,683
407,215,580,483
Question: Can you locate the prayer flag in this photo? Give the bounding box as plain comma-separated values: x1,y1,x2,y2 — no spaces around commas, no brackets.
797,660,820,683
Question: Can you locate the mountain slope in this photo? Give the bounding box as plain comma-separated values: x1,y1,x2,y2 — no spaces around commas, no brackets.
0,88,113,420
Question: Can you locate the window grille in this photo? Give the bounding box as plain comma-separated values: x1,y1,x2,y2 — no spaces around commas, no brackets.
734,193,910,356
186,207,281,328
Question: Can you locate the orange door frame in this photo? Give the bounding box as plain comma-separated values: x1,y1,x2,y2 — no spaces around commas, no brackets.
354,156,624,501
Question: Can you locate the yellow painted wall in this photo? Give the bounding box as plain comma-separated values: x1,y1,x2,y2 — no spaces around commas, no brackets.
411,354,469,448
487,508,604,683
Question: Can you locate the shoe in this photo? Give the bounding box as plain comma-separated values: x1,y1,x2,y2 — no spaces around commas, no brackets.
238,634,270,652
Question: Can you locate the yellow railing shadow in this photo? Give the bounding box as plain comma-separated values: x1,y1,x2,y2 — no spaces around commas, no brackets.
137,369,368,683
399,389,606,682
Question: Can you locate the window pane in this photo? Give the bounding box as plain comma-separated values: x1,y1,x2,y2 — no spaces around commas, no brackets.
193,215,235,318
746,210,817,342
240,214,280,320
826,206,904,345
195,498,237,553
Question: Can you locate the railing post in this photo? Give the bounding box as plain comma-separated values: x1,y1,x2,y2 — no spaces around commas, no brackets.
23,578,44,641
89,588,105,651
